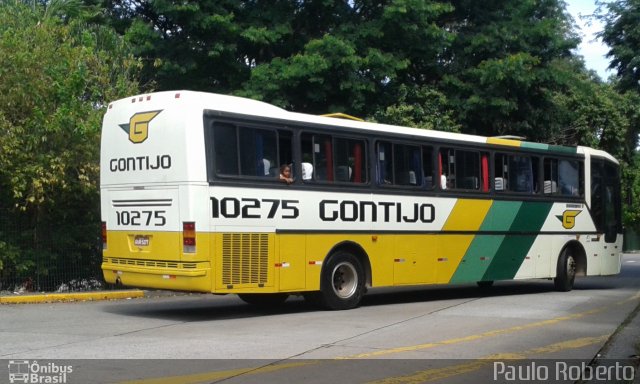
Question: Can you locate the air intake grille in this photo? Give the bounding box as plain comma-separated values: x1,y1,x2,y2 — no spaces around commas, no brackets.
222,233,269,285
105,258,198,270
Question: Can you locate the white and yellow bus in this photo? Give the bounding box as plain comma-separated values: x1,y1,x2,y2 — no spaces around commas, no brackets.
100,91,623,310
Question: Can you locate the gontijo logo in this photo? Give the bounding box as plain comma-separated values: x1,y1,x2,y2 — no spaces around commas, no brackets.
119,110,162,143
556,209,581,229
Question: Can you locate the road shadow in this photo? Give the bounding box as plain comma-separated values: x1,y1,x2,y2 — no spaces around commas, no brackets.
102,275,624,322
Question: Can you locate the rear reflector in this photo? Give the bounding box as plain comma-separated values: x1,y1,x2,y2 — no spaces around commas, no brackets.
183,222,196,253
101,222,107,250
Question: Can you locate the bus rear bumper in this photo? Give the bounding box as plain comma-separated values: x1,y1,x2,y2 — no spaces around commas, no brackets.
102,258,212,292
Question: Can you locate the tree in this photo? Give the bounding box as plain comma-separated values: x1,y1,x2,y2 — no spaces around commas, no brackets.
598,0,640,92
0,2,140,289
597,0,640,229
441,0,581,141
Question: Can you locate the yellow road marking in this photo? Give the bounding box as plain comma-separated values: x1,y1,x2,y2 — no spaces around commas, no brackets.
367,335,609,384
342,289,640,359
117,291,640,384
340,308,604,359
118,361,315,384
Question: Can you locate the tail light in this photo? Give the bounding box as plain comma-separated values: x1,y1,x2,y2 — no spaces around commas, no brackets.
101,222,107,250
183,222,196,253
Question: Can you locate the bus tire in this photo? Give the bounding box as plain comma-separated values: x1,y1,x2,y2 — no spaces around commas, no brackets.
317,251,366,310
554,249,577,292
238,293,289,307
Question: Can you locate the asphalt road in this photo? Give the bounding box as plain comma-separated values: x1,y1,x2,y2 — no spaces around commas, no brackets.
2,254,640,383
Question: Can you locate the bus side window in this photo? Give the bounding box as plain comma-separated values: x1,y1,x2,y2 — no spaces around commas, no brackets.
278,130,293,178
238,127,277,177
335,138,366,183
441,148,481,190
558,159,580,196
301,133,316,181
544,158,558,194
301,134,367,184
508,155,533,193
423,146,434,189
213,122,239,175
378,142,423,187
494,153,508,191
377,142,393,184
394,144,422,186
439,148,455,189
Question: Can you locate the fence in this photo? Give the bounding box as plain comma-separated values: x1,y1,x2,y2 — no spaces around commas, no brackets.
0,208,110,293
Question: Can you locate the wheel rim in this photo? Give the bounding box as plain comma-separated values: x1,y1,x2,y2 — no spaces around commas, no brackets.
567,255,576,280
331,261,358,299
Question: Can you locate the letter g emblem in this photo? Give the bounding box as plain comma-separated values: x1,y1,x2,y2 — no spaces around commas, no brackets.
120,110,162,144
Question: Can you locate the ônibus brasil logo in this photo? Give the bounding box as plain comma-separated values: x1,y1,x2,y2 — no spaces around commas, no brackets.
119,110,162,144
7,360,73,383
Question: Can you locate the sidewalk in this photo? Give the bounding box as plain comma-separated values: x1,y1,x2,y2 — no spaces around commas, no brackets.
586,299,640,383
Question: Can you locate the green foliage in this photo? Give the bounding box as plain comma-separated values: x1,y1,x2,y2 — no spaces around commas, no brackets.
373,85,461,132
597,0,640,92
0,2,140,289
596,0,640,229
442,0,580,141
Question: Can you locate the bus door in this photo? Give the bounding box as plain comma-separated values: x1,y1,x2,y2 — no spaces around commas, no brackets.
590,159,622,244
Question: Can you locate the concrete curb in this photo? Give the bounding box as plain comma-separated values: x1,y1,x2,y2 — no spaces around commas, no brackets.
0,290,144,304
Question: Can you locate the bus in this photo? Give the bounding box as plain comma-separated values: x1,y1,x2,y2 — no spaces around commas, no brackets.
100,91,623,310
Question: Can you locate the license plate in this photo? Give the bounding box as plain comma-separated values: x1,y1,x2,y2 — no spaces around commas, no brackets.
134,236,150,247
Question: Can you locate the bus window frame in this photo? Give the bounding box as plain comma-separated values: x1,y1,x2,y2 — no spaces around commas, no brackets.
541,155,584,198
375,139,431,190
204,110,588,204
208,119,295,183
493,152,541,195
300,130,371,187
437,146,487,193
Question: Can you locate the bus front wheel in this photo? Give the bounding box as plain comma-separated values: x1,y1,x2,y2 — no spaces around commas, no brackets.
238,293,289,307
554,249,576,292
314,251,366,310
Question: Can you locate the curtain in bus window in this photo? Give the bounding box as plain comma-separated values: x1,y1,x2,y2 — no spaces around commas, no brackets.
378,142,392,184
423,147,434,189
508,156,533,193
558,160,579,196
213,122,238,175
239,127,277,177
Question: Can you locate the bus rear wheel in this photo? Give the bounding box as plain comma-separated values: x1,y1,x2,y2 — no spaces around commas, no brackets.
314,251,366,310
238,293,289,307
554,249,576,292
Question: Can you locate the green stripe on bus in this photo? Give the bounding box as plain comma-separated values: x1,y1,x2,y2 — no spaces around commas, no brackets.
547,144,578,154
520,142,549,151
481,202,553,281
449,201,522,284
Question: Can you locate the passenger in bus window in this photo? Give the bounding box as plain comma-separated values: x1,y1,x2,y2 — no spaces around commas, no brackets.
279,164,294,184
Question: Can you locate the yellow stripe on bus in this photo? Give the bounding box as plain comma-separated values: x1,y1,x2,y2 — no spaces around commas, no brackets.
486,137,522,147
435,200,492,282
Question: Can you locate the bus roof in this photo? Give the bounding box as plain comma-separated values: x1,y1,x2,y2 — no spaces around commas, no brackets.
108,90,618,164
